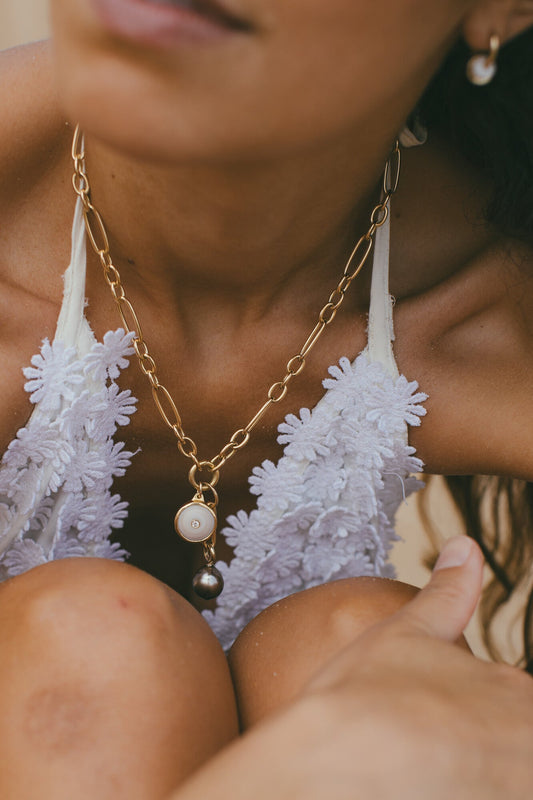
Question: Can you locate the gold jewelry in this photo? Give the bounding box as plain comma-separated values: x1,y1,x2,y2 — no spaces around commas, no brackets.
71,127,401,599
466,34,500,86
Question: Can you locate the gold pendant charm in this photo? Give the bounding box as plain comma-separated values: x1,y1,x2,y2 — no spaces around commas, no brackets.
175,487,223,599
174,496,217,543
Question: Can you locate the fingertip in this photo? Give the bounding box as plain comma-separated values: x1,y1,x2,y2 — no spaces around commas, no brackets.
433,536,475,572
395,537,484,642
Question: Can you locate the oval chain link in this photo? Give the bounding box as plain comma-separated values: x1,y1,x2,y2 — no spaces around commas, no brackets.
72,127,400,481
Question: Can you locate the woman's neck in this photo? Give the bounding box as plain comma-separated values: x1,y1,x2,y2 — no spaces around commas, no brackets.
84,127,397,324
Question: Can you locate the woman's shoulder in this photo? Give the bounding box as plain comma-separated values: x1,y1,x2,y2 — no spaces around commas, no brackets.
0,41,73,287
0,40,70,195
388,134,533,481
399,233,533,481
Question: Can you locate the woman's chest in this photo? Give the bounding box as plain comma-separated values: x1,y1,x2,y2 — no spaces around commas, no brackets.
107,336,436,614
103,311,369,600
2,238,533,602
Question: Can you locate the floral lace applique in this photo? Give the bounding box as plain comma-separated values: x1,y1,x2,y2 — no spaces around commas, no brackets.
0,329,137,579
0,332,427,652
204,352,427,651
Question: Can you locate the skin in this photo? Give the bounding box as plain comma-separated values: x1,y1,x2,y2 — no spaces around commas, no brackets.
228,576,470,729
0,545,484,800
0,0,533,796
176,540,533,800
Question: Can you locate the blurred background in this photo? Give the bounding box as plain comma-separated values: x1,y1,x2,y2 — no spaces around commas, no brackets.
3,0,518,662
1,0,50,50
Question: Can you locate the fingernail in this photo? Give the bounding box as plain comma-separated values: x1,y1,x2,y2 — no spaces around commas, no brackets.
434,536,473,571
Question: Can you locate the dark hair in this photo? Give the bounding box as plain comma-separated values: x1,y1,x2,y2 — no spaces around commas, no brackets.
418,28,533,672
420,30,533,244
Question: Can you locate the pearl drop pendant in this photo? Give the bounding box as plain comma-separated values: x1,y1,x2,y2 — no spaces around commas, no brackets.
192,565,224,600
174,496,223,599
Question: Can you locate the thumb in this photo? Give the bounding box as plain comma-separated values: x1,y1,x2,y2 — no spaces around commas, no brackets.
395,536,484,642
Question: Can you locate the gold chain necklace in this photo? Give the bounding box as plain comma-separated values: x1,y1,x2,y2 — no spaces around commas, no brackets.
71,126,400,600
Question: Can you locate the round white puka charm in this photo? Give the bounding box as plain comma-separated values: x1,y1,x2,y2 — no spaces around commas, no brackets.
466,54,496,86
175,501,217,543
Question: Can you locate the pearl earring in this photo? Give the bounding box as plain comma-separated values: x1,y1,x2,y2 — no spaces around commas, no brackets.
466,34,500,86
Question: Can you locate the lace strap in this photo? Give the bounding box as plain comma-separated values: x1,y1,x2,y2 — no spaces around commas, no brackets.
367,212,399,378
54,197,95,351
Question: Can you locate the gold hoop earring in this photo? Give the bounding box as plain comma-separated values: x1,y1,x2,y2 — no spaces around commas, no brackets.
466,34,500,86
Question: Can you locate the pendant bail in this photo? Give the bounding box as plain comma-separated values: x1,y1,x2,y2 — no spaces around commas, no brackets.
189,461,220,492
203,540,217,565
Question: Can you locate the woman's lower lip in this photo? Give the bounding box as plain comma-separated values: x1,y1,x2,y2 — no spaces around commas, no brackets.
90,0,250,47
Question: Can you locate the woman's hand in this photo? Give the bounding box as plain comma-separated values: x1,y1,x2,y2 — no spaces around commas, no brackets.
300,535,533,798
172,537,533,799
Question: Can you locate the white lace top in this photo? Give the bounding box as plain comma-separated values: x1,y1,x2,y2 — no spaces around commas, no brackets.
0,197,427,649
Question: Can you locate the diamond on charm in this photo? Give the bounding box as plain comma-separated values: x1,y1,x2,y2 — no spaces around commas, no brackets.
175,501,217,543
